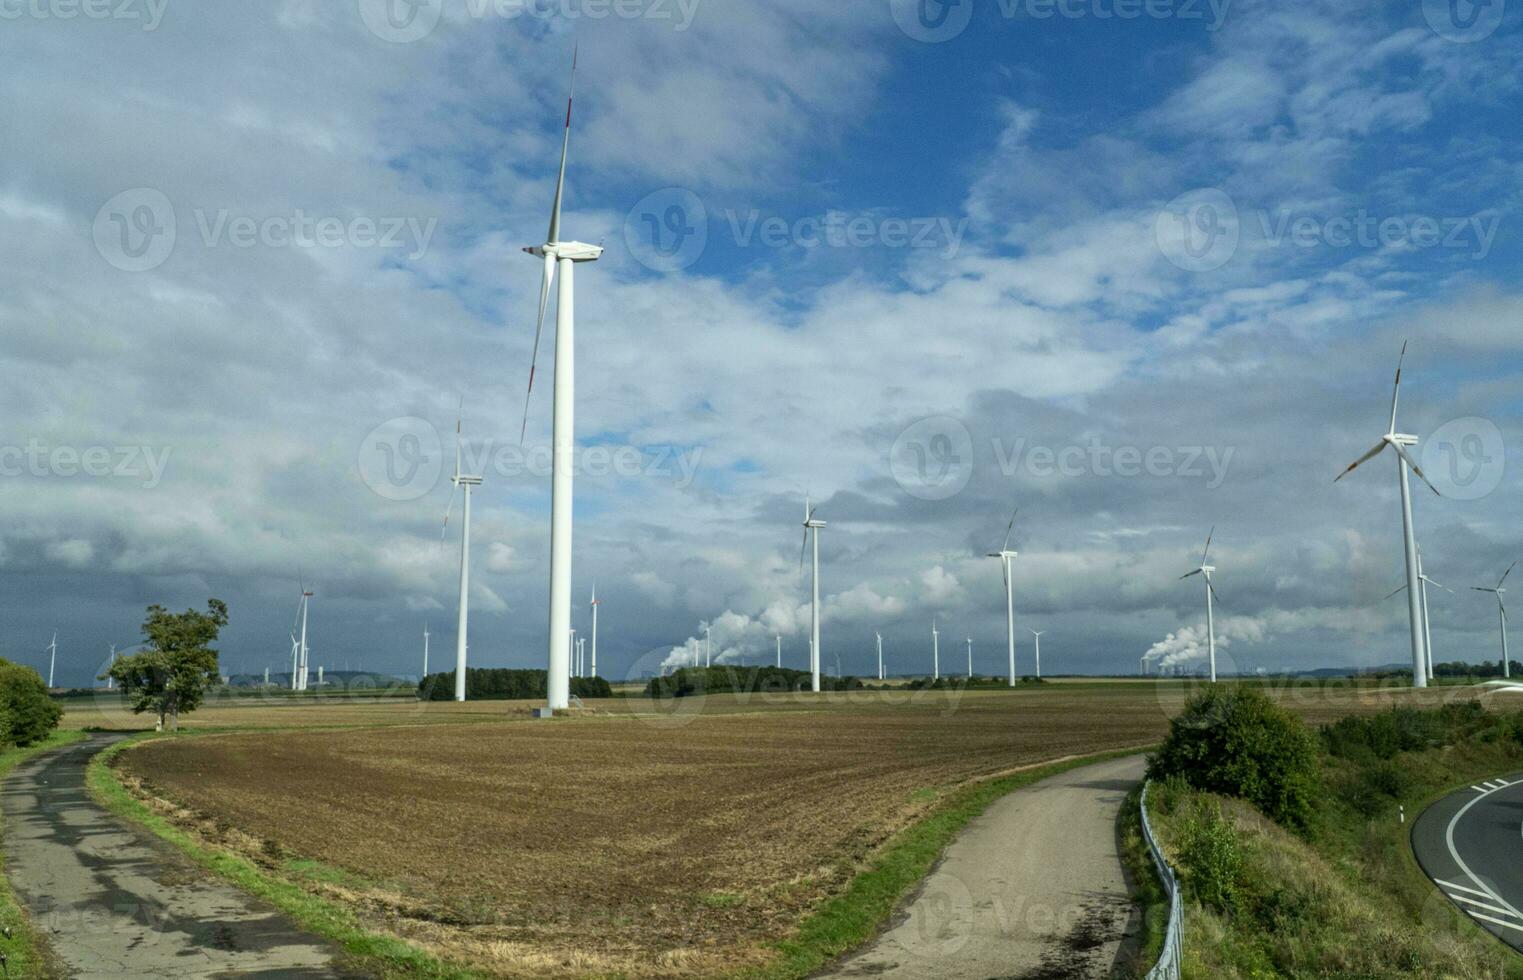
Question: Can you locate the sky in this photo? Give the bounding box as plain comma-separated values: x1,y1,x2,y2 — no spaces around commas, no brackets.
2,0,1521,687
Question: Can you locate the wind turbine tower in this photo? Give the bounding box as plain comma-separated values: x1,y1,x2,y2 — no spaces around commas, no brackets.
1030,629,1044,679
932,618,940,680
47,632,57,688
1178,527,1219,683
876,631,884,680
589,586,599,678
801,497,827,692
987,506,1020,687
519,48,602,713
442,406,483,702
1335,342,1442,686
1473,562,1517,679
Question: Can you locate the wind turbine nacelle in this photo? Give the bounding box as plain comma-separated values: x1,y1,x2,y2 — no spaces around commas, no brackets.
525,241,604,262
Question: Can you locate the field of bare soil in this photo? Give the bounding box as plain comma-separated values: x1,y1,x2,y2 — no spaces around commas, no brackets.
114,682,1481,978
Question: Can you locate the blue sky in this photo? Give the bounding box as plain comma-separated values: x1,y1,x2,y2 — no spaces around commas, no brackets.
1,0,1521,687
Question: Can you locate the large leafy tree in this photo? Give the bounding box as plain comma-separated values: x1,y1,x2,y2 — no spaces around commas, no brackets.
0,659,63,748
106,599,228,731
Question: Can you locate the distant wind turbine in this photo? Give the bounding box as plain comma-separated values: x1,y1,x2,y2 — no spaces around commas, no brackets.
519,47,602,714
987,505,1020,687
1472,561,1517,680
704,625,712,668
775,634,781,668
442,403,482,702
1384,550,1449,680
422,624,430,679
47,632,57,688
1335,341,1441,687
931,618,940,680
1178,527,1220,683
1030,629,1044,679
589,585,599,678
801,496,827,692
876,631,884,681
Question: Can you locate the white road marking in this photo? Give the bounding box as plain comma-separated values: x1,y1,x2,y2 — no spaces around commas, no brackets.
1445,778,1523,925
1473,785,1488,793
1468,911,1523,935
1440,879,1500,899
1447,892,1520,919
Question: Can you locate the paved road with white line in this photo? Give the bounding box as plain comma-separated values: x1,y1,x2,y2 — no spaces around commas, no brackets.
820,754,1145,979
1411,771,1523,954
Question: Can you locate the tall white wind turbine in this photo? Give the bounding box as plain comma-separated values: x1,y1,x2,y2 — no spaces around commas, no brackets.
800,497,827,692
965,637,973,679
423,624,430,679
1178,527,1220,683
298,587,312,691
442,405,482,702
1030,629,1044,679
931,617,940,680
987,506,1020,687
1335,342,1442,687
519,48,602,713
47,632,57,688
775,634,781,668
589,585,599,678
1472,561,1517,679
876,631,884,680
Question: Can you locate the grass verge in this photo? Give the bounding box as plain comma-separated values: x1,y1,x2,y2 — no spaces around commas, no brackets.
1118,784,1169,974
739,746,1151,979
1147,703,1523,978
87,733,481,980
1,729,88,980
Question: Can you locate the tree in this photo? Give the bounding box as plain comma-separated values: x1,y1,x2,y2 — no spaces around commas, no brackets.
0,659,63,748
107,599,228,731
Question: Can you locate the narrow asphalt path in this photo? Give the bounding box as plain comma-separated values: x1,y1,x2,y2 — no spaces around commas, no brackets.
821,754,1146,979
1412,771,1523,954
1,732,347,979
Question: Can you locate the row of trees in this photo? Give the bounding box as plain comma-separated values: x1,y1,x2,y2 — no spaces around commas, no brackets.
643,665,862,698
419,668,612,701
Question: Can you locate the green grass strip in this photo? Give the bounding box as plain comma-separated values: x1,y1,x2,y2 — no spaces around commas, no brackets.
1,729,88,980
87,734,482,980
740,746,1152,979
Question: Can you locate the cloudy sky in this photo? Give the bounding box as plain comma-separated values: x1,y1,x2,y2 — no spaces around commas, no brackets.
3,0,1521,686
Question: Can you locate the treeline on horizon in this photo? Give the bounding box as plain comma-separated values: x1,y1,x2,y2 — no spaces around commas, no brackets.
644,665,863,699
418,668,612,701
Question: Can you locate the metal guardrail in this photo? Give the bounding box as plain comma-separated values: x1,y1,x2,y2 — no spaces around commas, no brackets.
1140,781,1184,980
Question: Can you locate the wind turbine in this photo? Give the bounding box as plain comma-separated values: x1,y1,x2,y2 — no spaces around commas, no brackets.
1472,562,1517,680
800,497,827,692
1384,551,1449,680
987,506,1020,687
442,404,483,702
1179,527,1220,683
1335,341,1441,687
775,635,781,668
47,632,57,688
288,581,313,692
876,631,884,680
519,48,602,714
422,624,430,679
931,618,940,680
1030,629,1044,679
704,625,712,668
589,585,599,678
107,643,115,689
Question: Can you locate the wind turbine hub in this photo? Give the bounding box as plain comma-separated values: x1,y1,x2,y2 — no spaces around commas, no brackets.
526,241,604,263
1389,433,1418,446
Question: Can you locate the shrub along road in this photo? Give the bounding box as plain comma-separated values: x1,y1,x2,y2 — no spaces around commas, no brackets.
1412,771,1523,954
0,732,342,979
821,754,1144,979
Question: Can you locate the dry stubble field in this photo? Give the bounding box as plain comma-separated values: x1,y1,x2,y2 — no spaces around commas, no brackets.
113,681,1484,977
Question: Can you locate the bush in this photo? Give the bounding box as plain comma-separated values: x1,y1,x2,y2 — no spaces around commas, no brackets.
1176,798,1244,913
0,659,63,748
1147,686,1319,830
418,668,612,701
1321,701,1494,761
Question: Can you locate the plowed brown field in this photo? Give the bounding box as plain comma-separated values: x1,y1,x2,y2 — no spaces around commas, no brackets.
115,682,1477,977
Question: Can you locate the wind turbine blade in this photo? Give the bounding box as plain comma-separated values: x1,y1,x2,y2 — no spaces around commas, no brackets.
1383,585,1407,600
519,252,557,446
1472,587,1497,593
1388,339,1407,434
1499,561,1517,589
1335,440,1388,482
1207,579,1222,606
1424,576,1449,591
1390,441,1441,496
1179,569,1202,580
454,396,464,477
440,484,460,544
1201,525,1214,565
799,528,808,572
1000,506,1018,552
547,44,578,245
